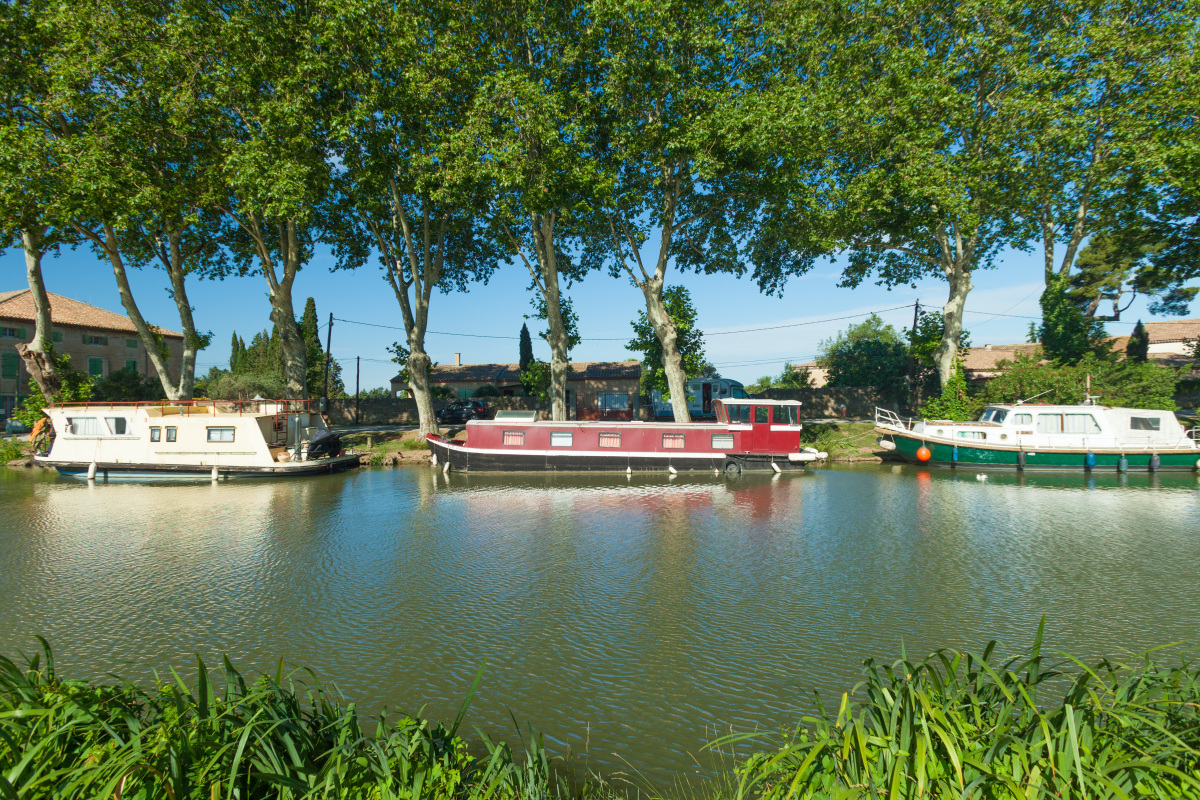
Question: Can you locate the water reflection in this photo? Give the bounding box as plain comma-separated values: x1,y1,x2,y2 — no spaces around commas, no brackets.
1,464,1198,785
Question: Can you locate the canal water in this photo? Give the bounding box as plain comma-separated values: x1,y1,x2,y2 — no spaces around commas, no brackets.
2,465,1199,785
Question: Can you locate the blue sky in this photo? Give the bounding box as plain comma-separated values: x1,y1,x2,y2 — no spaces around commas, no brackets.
2,239,1184,392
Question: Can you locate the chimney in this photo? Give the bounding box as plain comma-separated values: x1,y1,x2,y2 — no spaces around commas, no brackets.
454,353,461,366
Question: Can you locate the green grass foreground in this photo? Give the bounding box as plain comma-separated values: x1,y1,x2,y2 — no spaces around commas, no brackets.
3,628,1199,799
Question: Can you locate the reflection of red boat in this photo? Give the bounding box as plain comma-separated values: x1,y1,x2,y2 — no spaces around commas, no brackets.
425,399,824,474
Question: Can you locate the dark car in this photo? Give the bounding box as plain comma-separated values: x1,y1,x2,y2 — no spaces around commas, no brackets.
437,399,491,424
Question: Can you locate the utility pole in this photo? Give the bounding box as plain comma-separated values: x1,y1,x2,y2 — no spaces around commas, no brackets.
355,356,360,425
322,313,333,403
906,300,920,410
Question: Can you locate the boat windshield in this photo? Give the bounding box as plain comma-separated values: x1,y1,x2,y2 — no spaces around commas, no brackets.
773,405,800,425
980,408,1008,425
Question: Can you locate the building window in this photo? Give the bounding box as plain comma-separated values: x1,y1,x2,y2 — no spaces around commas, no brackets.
598,432,621,448
663,433,685,449
85,334,107,345
502,430,524,446
125,338,138,348
124,360,138,373
711,433,734,450
166,427,177,442
597,393,630,414
150,427,161,442
2,327,26,338
207,427,235,443
1,352,18,380
88,357,104,377
106,417,128,435
67,417,102,435
52,330,63,343
1131,416,1160,431
550,431,573,447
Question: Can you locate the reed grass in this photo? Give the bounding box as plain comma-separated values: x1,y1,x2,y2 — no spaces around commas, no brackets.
5,627,1199,800
724,623,1200,799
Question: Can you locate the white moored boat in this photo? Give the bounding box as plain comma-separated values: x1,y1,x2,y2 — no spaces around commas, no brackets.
35,399,360,479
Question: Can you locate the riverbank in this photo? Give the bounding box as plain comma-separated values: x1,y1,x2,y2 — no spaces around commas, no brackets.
4,634,1197,799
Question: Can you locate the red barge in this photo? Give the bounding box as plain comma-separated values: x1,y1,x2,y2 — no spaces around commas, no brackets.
424,399,824,473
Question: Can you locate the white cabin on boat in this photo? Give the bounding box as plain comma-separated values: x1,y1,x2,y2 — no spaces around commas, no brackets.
37,399,358,478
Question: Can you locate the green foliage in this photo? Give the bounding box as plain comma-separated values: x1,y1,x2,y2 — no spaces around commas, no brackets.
627,286,707,395
519,361,553,403
818,315,908,404
0,439,25,465
0,640,571,800
920,360,974,421
518,324,534,372
90,367,165,403
528,294,580,353
13,352,93,428
747,362,811,395
1127,319,1150,362
194,367,286,402
980,353,1180,411
357,387,393,400
1038,273,1110,365
731,627,1200,800
473,385,500,398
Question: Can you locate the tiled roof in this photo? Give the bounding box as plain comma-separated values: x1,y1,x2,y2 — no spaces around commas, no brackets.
393,360,641,384
0,289,183,338
960,343,1043,372
1140,318,1200,344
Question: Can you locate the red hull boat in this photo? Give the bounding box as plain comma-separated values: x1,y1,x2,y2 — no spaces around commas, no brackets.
424,399,823,474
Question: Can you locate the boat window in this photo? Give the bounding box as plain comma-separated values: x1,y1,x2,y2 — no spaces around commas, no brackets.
150,427,161,442
598,432,621,448
166,426,177,442
980,409,1007,424
711,433,734,450
1064,414,1101,434
67,417,102,436
1013,413,1032,425
958,431,986,440
105,417,128,435
502,430,524,446
1036,414,1063,433
727,404,751,423
550,432,573,447
207,427,235,443
1130,417,1160,431
662,433,685,449
773,405,799,425
753,406,769,424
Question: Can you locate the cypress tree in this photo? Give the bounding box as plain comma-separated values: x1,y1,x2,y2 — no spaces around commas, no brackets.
519,323,534,372
230,332,241,372
1127,320,1149,362
299,297,325,395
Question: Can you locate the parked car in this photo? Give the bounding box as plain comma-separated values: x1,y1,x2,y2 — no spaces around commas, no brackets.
436,399,491,424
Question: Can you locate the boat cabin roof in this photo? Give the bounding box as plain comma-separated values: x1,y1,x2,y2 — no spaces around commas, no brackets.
716,398,800,406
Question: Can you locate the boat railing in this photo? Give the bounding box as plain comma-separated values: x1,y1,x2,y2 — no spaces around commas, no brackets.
47,398,322,416
875,407,908,430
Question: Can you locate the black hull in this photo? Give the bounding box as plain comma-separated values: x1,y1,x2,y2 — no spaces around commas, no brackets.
43,453,361,479
426,437,805,473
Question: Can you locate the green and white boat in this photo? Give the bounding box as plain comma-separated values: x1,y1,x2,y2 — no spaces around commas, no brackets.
875,403,1200,472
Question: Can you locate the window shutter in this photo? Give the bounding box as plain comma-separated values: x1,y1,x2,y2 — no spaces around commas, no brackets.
101,335,108,346
18,328,26,339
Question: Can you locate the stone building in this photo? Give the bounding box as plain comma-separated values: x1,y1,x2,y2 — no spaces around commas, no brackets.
0,290,184,422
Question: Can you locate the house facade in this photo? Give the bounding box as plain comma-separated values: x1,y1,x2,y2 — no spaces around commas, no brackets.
390,356,643,419
0,290,184,422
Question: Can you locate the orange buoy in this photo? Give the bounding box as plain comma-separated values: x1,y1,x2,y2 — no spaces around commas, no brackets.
916,445,932,462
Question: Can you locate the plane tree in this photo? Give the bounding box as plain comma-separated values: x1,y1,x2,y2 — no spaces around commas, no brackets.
454,1,602,421
581,0,769,423
324,0,503,434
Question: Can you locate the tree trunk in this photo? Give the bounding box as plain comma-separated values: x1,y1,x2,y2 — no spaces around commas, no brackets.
934,266,973,388
268,220,308,399
15,227,61,400
641,279,691,423
529,214,571,421
407,346,438,435
162,229,199,399
100,223,182,400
